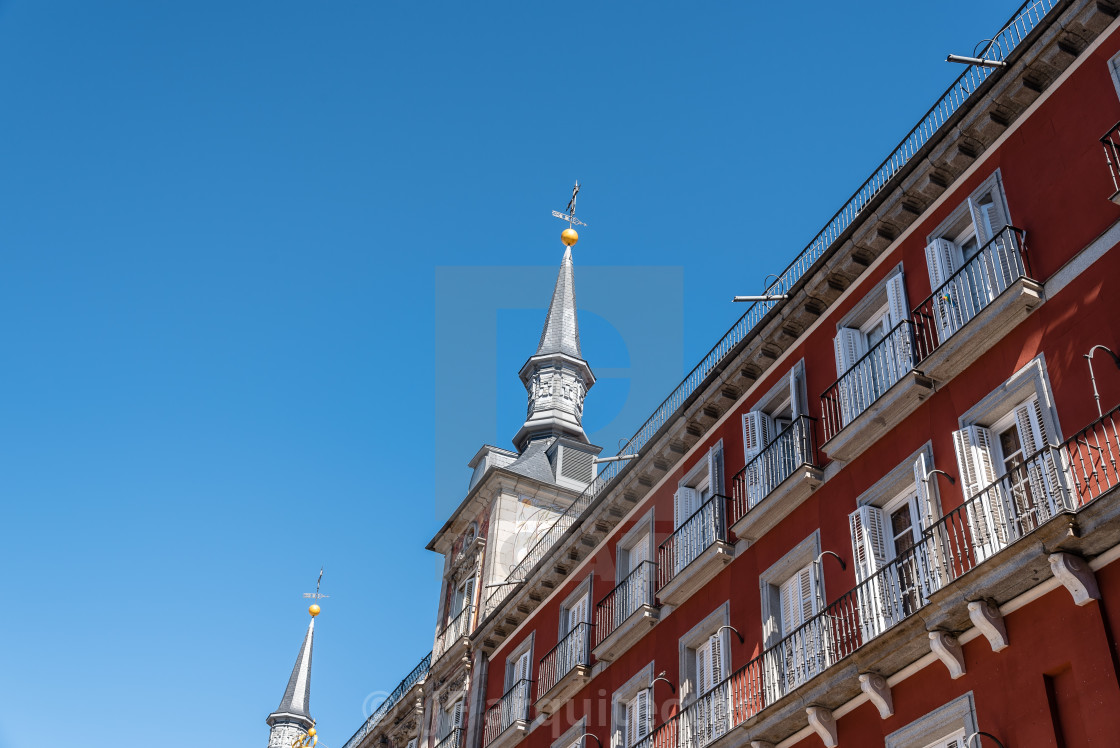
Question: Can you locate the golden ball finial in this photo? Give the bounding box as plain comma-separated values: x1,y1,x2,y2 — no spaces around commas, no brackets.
561,228,579,247
309,604,321,617
308,728,317,737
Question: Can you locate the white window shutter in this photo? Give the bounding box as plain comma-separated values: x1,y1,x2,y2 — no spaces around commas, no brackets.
674,487,698,529
709,631,726,685
696,638,712,693
834,327,863,375
924,238,959,289
452,700,463,728
462,577,475,612
624,695,637,748
708,445,724,496
515,649,531,683
407,739,418,748
912,452,936,529
629,536,649,568
797,565,817,621
779,574,797,635
742,411,773,461
849,506,889,582
968,196,997,244
789,369,802,419
885,272,910,327
635,688,651,741
953,425,1007,558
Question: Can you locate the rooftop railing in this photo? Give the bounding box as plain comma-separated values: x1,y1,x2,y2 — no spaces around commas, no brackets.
649,403,1120,748
342,652,433,748
729,415,818,523
910,226,1031,361
483,0,1060,621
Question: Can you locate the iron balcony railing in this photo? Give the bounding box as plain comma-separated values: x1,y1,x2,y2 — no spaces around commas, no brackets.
647,405,1120,748
483,0,1060,621
341,651,433,748
729,415,818,523
434,729,462,748
595,560,658,646
482,679,532,747
434,604,474,661
911,226,1031,361
536,622,593,700
1101,120,1120,200
821,320,918,441
657,495,729,591
631,713,678,748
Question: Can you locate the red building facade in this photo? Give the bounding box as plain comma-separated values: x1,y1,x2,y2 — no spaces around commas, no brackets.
341,3,1120,748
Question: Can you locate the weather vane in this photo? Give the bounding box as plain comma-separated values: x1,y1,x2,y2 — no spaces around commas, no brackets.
303,567,328,618
551,181,586,248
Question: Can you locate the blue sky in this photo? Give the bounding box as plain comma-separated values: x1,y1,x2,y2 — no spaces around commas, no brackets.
0,2,1020,747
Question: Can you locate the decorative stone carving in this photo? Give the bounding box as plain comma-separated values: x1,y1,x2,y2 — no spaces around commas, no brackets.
968,600,1009,652
859,672,894,719
929,631,966,679
806,706,838,747
1049,552,1100,606
749,742,775,748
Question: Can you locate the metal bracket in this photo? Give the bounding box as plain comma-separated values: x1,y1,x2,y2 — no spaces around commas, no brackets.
859,673,894,719
806,706,838,748
1049,552,1100,606
929,631,967,679
968,600,1009,652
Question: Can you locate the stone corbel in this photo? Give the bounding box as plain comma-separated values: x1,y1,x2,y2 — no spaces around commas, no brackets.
806,706,838,748
929,631,966,679
1049,552,1100,606
858,672,894,719
749,742,775,748
967,600,1008,652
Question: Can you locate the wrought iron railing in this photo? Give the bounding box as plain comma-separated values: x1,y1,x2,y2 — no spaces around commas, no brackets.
662,404,1120,748
821,321,918,441
434,604,474,661
536,622,593,700
657,495,729,591
482,679,532,746
595,560,658,646
483,0,1060,621
435,728,462,748
631,712,679,748
1101,120,1120,200
341,652,433,748
729,415,818,524
911,226,1031,361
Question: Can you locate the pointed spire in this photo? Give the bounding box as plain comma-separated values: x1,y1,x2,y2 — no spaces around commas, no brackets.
535,246,582,359
268,617,315,730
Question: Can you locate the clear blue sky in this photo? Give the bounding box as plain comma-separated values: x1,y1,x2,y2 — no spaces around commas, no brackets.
0,2,1020,747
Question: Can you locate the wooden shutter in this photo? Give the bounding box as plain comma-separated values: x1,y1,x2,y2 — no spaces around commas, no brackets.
925,238,963,340
886,272,912,376
461,577,475,613
635,689,651,743
912,452,935,529
789,369,802,419
885,273,910,327
452,700,463,728
849,506,890,581
968,196,994,244
674,487,699,529
709,631,727,685
696,637,712,694
624,696,638,748
514,649,531,683
834,327,864,375
568,593,589,626
708,445,724,496
743,411,774,460
779,565,816,635
1014,395,1066,517
953,425,1006,558
407,739,418,748
629,536,650,568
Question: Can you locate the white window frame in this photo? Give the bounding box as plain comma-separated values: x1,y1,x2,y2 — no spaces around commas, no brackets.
504,634,535,691
885,692,978,748
741,360,807,503
758,533,822,647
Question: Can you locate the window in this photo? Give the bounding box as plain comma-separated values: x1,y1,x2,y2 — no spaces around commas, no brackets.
615,511,655,624
758,535,827,697
924,172,1021,342
450,576,476,622
672,443,725,573
677,605,732,747
610,664,654,748
436,699,463,742
741,363,809,508
848,450,940,639
832,269,912,427
557,581,592,676
885,693,978,748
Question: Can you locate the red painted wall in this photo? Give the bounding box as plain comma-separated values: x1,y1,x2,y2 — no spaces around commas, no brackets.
482,21,1120,747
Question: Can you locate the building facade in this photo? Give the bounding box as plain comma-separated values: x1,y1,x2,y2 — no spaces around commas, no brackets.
336,2,1120,747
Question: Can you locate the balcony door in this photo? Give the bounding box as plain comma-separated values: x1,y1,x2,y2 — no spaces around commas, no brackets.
742,369,803,510
437,700,463,744
624,689,651,748
561,594,590,673
673,445,723,573
776,564,826,693
618,535,651,624
692,630,730,746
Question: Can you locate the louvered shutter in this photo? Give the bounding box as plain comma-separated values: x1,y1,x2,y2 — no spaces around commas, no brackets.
885,273,912,376
696,637,711,694
742,411,774,508
913,452,944,597
674,487,698,529
968,197,994,244
789,369,802,419
515,649,531,682
953,426,1007,560
925,238,963,340
407,738,418,748
624,695,638,748
850,505,892,638
707,445,724,497
834,327,865,426
462,577,476,614
635,689,651,743
452,700,463,729
674,486,700,573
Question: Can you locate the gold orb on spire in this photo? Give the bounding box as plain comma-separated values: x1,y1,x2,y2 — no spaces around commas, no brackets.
309,604,321,617
561,228,579,247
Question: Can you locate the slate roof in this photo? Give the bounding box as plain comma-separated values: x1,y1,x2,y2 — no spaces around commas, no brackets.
535,247,582,359
269,618,314,725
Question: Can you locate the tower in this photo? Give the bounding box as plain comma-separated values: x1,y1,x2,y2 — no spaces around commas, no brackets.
266,605,319,748
512,234,596,453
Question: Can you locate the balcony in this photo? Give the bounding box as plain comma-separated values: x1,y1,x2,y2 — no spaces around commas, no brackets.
535,622,592,715
593,560,659,663
434,605,474,663
1101,120,1120,204
434,729,462,748
911,226,1042,382
820,320,934,463
341,652,432,748
657,496,733,607
482,679,531,748
728,416,822,543
634,405,1120,748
